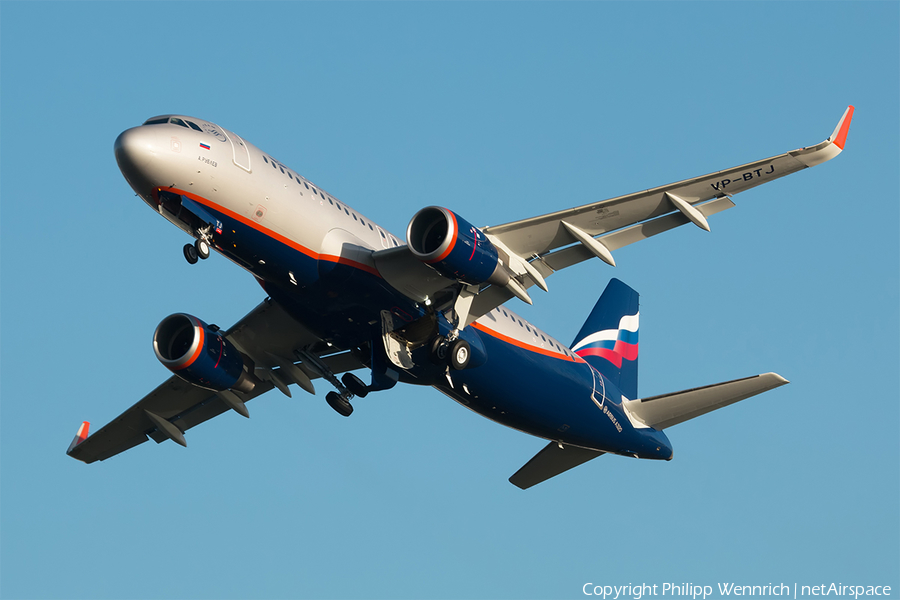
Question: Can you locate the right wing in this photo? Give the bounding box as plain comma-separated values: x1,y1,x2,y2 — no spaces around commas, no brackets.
375,107,854,325
67,299,364,463
470,106,854,319
483,106,854,260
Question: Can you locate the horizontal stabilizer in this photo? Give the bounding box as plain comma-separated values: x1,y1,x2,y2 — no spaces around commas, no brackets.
509,441,605,489
624,373,789,430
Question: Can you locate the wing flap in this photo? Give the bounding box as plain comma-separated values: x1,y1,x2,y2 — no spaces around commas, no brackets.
468,196,735,321
623,372,789,430
509,441,605,489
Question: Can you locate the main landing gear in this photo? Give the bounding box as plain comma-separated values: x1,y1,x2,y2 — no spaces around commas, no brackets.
297,349,371,418
324,373,370,417
430,336,471,370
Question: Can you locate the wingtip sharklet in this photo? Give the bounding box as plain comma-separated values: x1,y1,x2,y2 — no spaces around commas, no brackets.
792,105,854,168
67,421,90,455
829,105,854,150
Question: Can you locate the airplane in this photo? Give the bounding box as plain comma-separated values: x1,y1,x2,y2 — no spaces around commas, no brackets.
66,106,854,488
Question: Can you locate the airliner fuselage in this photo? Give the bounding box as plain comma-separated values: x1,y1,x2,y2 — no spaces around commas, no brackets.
114,115,672,462
70,108,852,486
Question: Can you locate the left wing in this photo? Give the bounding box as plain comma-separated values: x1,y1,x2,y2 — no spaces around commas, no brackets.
509,442,605,490
67,299,364,463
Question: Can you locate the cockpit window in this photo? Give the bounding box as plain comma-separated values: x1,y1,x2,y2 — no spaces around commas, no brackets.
169,118,189,129
185,120,202,132
143,117,169,125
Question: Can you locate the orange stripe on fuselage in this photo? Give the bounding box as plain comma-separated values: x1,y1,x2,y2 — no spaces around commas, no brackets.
169,188,381,277
471,322,582,363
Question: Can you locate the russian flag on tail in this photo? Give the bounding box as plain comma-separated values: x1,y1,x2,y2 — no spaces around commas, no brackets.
571,313,638,368
570,279,640,399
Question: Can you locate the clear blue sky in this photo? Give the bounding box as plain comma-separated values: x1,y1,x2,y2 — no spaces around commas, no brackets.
2,3,897,599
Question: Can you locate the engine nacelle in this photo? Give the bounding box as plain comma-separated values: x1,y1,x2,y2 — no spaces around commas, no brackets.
153,313,258,393
406,206,510,286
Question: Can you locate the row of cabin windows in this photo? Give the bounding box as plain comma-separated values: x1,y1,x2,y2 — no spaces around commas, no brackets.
493,307,571,356
261,154,402,247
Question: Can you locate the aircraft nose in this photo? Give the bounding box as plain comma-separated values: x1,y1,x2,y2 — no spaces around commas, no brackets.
114,126,156,177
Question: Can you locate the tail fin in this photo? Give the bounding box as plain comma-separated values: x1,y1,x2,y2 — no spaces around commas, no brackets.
570,279,639,399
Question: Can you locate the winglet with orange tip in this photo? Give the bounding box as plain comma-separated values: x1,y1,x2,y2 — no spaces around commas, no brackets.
67,421,90,455
791,105,854,168
828,105,854,150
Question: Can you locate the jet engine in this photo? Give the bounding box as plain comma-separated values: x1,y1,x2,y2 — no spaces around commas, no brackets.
406,206,510,286
153,313,258,393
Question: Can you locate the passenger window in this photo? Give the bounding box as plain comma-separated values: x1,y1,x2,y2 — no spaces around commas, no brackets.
186,120,202,131
368,224,374,231
328,198,333,205
263,156,269,164
352,214,358,221
343,208,349,215
304,183,309,190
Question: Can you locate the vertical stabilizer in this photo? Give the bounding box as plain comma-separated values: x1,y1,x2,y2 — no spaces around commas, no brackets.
570,279,639,399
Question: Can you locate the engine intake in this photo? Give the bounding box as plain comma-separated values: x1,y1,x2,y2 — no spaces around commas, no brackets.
153,313,258,393
407,206,509,286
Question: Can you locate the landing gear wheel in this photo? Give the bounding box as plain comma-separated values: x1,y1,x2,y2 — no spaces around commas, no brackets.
430,337,449,365
183,243,199,265
449,339,471,370
326,391,353,417
341,373,368,398
195,239,210,260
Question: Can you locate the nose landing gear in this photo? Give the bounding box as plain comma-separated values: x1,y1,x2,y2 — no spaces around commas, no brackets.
183,243,199,264
183,237,211,265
